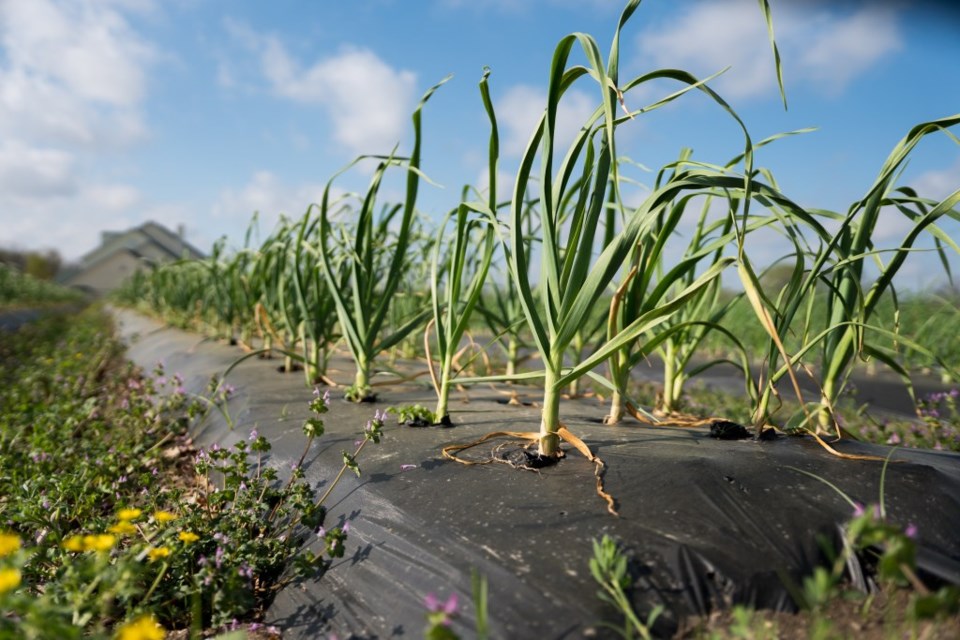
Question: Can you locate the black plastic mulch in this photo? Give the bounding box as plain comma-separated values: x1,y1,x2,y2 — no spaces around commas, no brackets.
114,308,960,640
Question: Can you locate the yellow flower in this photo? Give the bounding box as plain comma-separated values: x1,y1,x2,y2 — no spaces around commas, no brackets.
0,568,21,594
63,535,86,552
0,532,21,558
177,531,199,544
146,547,170,562
152,511,177,524
117,508,143,521
84,534,116,553
115,614,165,640
108,522,138,536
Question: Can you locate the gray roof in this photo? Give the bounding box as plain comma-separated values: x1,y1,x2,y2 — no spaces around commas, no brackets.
79,221,205,269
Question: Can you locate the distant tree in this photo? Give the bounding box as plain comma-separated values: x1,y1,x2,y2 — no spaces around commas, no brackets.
24,250,61,280
0,249,25,272
0,248,62,280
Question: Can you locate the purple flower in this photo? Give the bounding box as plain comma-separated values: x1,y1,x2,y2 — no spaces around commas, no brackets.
248,429,258,441
887,433,901,445
424,592,459,624
342,521,350,533
905,523,918,539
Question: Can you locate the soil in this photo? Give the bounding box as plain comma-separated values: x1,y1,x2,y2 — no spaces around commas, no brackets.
707,420,752,440
113,308,960,639
681,589,960,639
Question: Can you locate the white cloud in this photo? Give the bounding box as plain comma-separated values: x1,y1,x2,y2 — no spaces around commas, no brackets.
863,157,960,244
0,142,77,198
225,22,418,157
634,0,902,101
635,1,772,99
910,156,960,202
0,0,159,260
0,181,148,260
797,7,901,96
476,167,516,204
0,0,154,147
439,0,620,12
264,42,417,155
211,170,329,240
872,207,922,243
87,184,143,211
1,0,150,107
497,84,598,157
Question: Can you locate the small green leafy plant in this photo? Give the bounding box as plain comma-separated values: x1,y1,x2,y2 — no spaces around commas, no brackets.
0,307,384,637
590,535,662,640
389,404,441,427
422,569,489,640
788,453,959,621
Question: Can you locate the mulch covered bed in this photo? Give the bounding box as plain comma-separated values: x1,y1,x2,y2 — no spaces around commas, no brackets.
115,309,960,639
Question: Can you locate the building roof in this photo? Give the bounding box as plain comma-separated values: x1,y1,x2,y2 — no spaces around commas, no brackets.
62,221,206,293
78,221,205,270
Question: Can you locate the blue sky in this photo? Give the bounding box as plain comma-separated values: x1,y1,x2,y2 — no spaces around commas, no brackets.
1,0,958,288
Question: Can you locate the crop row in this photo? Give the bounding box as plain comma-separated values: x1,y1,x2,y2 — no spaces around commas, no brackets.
117,0,960,457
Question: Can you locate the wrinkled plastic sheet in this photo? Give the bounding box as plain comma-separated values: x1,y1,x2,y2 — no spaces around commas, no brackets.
113,308,960,639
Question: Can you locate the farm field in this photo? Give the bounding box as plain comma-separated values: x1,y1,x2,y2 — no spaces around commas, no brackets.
3,0,960,638
3,302,958,638
115,306,960,639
